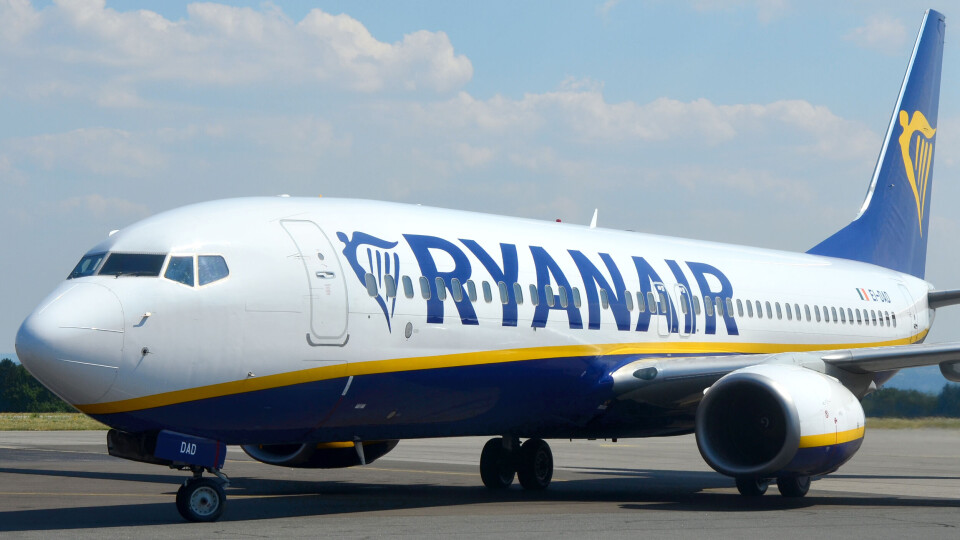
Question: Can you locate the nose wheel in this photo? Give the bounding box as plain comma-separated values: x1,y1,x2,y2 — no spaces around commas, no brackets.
174,467,230,522
479,437,554,491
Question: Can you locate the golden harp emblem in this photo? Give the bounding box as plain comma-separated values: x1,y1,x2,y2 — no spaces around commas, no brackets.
897,110,936,235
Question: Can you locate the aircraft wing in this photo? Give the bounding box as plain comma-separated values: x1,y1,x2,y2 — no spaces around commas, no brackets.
611,342,960,407
821,342,960,378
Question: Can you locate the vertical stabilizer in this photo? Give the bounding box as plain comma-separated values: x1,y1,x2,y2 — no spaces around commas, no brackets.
808,10,945,278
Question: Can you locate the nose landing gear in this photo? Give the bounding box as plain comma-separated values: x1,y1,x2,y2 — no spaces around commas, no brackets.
479,437,554,491
175,466,230,522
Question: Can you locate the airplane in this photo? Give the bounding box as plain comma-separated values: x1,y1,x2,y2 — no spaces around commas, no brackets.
14,8,960,523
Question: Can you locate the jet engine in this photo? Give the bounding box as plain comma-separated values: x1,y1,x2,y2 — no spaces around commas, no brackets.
695,364,864,479
242,440,398,468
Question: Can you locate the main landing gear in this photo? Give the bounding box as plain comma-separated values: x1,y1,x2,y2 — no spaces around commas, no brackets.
175,467,230,522
480,437,554,491
735,475,811,498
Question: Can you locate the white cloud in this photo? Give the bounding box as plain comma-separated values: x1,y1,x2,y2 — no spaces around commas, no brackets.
0,0,472,102
598,0,622,16
454,143,494,168
5,127,165,178
415,88,876,161
54,194,150,220
845,15,908,55
688,0,789,23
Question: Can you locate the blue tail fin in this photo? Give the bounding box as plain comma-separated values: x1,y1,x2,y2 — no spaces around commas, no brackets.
808,10,945,279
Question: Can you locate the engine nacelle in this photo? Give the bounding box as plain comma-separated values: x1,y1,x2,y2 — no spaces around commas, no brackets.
241,440,398,469
695,364,864,478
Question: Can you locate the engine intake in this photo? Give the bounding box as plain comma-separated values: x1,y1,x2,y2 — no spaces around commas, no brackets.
695,364,864,478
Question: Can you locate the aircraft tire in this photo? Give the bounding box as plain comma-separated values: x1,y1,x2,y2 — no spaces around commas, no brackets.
776,475,811,498
480,437,515,489
516,438,553,491
735,476,768,497
176,478,226,522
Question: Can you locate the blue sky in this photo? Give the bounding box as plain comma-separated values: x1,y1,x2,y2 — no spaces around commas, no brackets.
3,0,960,382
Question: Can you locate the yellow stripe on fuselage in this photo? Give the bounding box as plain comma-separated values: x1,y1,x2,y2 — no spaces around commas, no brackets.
798,426,865,448
76,331,926,416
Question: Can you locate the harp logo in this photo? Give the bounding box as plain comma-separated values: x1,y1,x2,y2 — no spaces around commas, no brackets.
337,231,400,332
897,110,936,235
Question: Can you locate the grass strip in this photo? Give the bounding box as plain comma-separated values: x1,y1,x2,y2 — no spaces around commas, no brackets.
0,413,108,431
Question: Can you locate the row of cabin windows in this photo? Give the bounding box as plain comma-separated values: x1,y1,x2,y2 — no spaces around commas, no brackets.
364,274,673,312
731,298,896,328
362,273,897,328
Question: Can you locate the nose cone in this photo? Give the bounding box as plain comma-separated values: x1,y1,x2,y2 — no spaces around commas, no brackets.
16,283,124,405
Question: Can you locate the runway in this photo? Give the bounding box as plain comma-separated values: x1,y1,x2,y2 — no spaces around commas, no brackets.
1,429,959,538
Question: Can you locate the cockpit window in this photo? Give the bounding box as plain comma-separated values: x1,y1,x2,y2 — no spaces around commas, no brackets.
198,255,229,286
164,256,194,287
68,252,106,279
98,253,166,277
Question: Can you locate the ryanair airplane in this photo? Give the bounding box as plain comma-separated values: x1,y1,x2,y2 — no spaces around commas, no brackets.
14,9,959,523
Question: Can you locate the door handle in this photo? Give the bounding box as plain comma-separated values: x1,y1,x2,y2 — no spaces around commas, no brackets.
316,271,335,279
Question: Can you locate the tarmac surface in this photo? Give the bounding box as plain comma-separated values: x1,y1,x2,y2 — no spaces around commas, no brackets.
1,429,959,538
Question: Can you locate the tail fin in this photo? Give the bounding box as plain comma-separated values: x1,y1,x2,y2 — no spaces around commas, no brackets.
808,9,945,279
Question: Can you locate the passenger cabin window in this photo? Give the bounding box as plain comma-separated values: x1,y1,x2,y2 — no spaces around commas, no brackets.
636,292,646,313
715,297,723,317
775,302,782,320
482,281,493,303
450,278,463,302
466,280,477,302
765,301,773,319
68,252,106,279
805,304,811,321
625,290,634,311
726,298,734,318
364,273,378,296
99,253,166,277
419,276,431,299
755,301,763,319
498,281,509,304
545,285,555,307
513,283,524,305
704,296,714,317
435,277,447,300
529,284,538,306
647,292,658,314
736,299,744,317
572,287,582,308
198,255,229,286
385,275,397,298
892,313,897,327
785,303,792,320
165,256,194,287
600,289,609,309
402,276,414,298
559,286,569,308
693,295,701,315
746,300,754,318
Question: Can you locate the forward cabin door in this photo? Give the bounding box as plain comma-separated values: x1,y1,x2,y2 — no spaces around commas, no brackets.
281,220,349,346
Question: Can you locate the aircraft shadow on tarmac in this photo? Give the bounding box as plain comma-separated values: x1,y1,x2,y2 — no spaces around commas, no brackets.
2,466,960,531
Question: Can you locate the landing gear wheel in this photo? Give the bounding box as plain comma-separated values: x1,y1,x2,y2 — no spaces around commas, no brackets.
480,438,516,489
516,438,553,490
176,478,226,522
735,476,768,497
776,475,811,498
